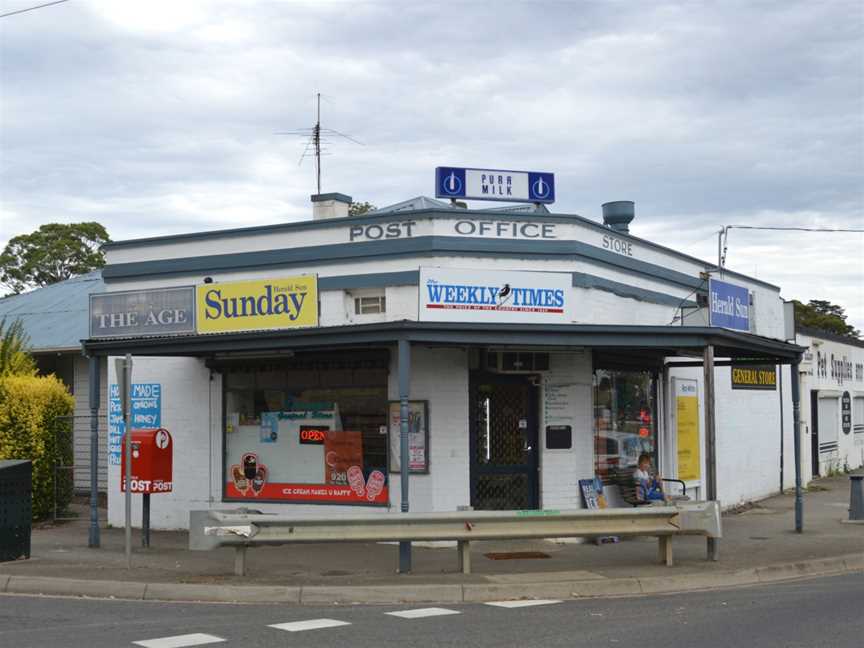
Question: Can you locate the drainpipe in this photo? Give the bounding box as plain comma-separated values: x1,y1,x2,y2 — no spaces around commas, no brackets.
398,338,412,572
88,354,100,548
791,355,803,532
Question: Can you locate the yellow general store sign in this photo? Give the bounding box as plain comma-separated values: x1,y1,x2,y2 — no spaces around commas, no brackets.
196,276,318,334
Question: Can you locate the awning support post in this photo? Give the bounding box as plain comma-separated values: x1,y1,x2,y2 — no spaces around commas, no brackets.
703,344,719,561
398,338,412,573
88,354,101,549
791,355,803,532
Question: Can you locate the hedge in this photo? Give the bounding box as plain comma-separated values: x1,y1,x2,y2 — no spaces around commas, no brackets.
0,374,74,520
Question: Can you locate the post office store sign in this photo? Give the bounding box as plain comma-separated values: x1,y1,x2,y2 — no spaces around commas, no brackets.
197,275,318,334
419,267,573,324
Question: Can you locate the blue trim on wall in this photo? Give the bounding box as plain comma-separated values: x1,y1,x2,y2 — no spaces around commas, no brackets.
103,236,706,292
102,208,778,291
314,269,692,308
318,271,419,290
571,272,698,308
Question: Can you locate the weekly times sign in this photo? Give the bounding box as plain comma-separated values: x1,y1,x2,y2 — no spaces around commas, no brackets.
419,267,573,324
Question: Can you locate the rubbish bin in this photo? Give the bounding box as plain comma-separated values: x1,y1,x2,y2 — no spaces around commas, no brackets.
850,475,864,522
0,460,32,562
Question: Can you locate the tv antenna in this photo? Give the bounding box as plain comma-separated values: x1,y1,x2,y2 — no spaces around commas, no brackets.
276,92,363,195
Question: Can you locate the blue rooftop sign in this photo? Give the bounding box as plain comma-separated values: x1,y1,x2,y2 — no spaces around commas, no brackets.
435,167,555,204
708,278,751,332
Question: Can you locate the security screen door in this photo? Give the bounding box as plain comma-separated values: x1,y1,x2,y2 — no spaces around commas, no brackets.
469,373,539,510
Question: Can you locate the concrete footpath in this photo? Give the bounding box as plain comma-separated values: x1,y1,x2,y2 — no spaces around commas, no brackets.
1,473,861,605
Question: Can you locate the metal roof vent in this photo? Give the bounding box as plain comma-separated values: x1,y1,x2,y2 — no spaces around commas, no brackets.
602,201,635,233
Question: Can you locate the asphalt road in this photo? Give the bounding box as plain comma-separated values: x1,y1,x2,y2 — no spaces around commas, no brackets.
0,573,861,648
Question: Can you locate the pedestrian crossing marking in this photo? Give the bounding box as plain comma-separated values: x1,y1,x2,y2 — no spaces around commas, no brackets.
485,599,562,608
132,633,226,648
268,618,352,632
386,607,461,619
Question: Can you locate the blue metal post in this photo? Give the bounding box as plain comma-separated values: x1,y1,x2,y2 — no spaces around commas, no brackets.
398,338,412,573
88,354,100,548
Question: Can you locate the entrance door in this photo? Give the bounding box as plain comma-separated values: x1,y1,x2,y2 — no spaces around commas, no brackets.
469,373,539,510
810,391,820,477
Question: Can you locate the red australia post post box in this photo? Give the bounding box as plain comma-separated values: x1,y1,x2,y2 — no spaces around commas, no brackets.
120,428,173,493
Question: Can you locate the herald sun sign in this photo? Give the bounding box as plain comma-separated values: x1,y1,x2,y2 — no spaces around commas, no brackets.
708,278,751,332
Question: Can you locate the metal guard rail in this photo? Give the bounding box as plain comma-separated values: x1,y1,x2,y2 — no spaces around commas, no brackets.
189,502,722,576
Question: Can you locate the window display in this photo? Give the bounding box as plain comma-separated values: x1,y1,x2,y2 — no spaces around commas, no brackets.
222,352,390,505
593,369,657,480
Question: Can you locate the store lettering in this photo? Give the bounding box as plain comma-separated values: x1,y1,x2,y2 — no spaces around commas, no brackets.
602,234,633,257
453,220,556,239
711,292,749,319
732,367,776,387
98,308,188,329
203,285,307,321
817,350,860,385
426,282,565,308
349,221,416,241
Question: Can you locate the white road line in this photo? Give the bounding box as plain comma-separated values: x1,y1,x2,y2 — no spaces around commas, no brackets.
485,599,563,608
132,633,226,648
386,607,462,619
268,619,352,632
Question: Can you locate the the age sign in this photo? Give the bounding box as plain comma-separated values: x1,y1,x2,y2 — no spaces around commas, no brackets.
299,428,326,445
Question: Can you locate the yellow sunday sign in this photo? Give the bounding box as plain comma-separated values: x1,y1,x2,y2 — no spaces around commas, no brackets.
196,276,318,334
675,379,701,482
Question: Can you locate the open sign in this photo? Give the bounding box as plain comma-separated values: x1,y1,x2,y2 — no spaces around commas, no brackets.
299,427,327,445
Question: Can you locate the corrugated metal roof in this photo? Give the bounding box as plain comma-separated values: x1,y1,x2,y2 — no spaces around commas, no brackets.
370,196,453,214
0,271,104,351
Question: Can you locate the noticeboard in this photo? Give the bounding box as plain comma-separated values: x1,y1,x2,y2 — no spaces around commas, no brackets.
388,401,429,473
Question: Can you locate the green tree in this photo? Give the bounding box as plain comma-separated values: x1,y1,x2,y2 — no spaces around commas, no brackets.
793,299,861,339
0,318,36,377
349,201,376,217
0,222,110,294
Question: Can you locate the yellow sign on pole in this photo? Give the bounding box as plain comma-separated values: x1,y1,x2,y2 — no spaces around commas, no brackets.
196,276,318,334
675,379,701,482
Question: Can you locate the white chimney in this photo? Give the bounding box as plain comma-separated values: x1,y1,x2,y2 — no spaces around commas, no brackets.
312,193,352,220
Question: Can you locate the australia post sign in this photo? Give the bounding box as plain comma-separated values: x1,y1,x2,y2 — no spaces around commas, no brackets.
436,167,555,204
419,267,572,324
708,278,751,332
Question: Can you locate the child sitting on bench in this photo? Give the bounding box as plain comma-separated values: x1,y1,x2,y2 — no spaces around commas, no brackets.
633,453,667,503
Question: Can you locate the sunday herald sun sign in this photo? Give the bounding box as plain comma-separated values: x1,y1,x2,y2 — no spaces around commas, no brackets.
419,267,573,324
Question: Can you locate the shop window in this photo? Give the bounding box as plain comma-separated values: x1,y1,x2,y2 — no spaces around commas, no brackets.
222,352,390,506
853,397,864,434
354,295,386,315
593,369,657,481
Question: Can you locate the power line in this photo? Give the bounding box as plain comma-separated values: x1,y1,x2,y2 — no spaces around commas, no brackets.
0,0,69,19
726,225,864,233
719,223,864,268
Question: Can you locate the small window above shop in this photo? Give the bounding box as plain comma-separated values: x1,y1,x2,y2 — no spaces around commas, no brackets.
354,295,386,315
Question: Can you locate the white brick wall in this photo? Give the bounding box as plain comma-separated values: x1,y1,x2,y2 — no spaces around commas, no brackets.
107,356,213,529
387,346,470,513
539,352,594,509
667,363,795,508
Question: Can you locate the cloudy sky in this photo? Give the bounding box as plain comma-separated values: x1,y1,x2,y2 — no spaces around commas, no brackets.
1,0,862,329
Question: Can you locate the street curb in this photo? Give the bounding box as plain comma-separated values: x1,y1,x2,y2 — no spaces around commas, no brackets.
6,576,146,600
300,584,464,605
2,554,862,605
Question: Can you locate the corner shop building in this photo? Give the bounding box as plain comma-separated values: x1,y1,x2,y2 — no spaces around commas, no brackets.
83,193,805,529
